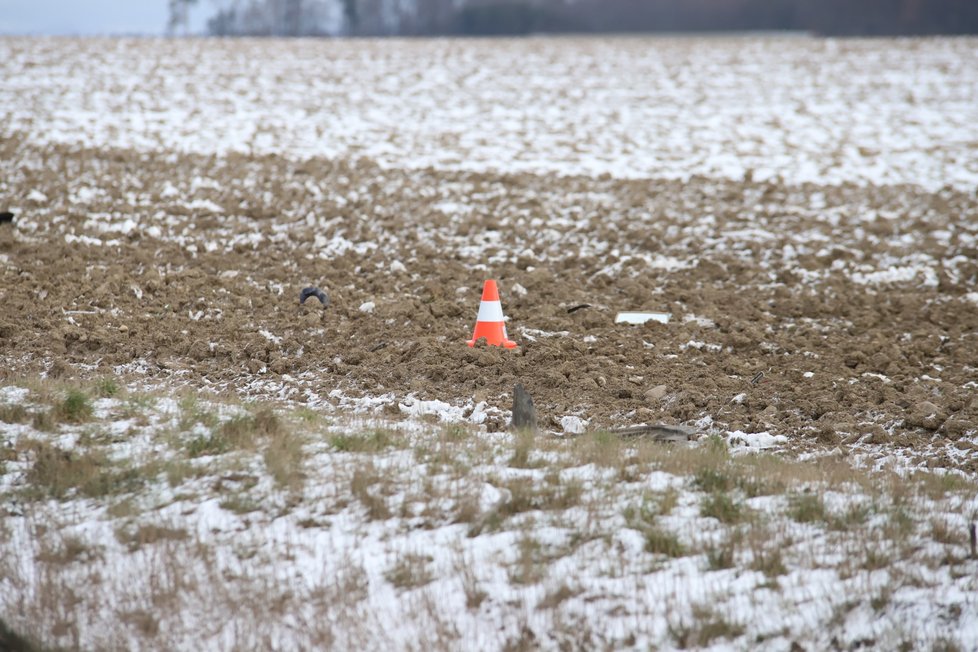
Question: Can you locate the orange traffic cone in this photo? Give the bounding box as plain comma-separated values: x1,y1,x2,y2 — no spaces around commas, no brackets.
467,280,517,348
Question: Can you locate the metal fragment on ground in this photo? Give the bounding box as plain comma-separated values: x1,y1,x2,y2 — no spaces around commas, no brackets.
609,424,697,442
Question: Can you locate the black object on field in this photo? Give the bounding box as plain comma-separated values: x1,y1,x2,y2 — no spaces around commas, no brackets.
511,383,537,433
0,212,13,224
299,287,329,307
567,304,590,314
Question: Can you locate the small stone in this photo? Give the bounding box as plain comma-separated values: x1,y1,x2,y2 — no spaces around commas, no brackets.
628,375,644,385
916,401,940,416
644,385,667,402
906,400,946,430
942,418,970,440
118,325,129,334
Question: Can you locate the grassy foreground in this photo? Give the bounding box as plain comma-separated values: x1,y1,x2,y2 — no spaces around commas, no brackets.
1,379,976,650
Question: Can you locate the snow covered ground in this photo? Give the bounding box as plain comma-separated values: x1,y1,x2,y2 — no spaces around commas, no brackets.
1,387,976,650
2,35,978,190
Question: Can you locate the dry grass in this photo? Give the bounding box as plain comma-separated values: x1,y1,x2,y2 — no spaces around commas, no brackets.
115,523,189,552
55,389,93,424
385,552,434,589
701,492,749,525
35,534,101,565
2,382,976,651
350,460,392,520
537,583,581,610
787,492,828,524
22,441,142,500
0,402,30,424
263,428,305,491
669,604,745,649
508,533,547,585
454,553,488,610
509,428,539,469
704,532,739,570
570,430,623,468
493,475,584,519
331,429,398,453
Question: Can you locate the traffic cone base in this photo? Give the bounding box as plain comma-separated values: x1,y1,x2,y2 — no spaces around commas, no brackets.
467,280,518,348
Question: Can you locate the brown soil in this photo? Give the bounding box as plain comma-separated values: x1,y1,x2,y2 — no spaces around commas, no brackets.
1,137,977,468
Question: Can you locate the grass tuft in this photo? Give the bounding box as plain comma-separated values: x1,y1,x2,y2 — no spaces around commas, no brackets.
705,534,739,570
693,467,732,493
219,493,261,514
498,476,583,517
644,526,686,558
351,462,392,520
509,428,538,468
24,441,142,499
56,389,93,424
0,403,29,424
264,429,305,490
573,430,622,467
385,553,434,589
94,378,120,398
829,504,870,531
787,492,827,524
331,429,396,453
670,604,744,649
701,492,747,524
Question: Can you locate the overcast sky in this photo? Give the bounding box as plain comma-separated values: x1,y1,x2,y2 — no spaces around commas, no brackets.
0,0,208,35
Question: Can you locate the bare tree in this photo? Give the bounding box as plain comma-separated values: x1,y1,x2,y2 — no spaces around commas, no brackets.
204,0,341,36
284,0,304,35
167,0,200,35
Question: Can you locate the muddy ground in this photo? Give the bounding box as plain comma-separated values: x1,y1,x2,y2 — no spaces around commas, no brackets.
1,137,977,468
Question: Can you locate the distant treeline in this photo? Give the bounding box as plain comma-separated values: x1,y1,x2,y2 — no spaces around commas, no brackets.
197,0,978,37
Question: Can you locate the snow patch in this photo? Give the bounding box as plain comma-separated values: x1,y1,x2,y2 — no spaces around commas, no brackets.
560,415,587,435
727,430,788,449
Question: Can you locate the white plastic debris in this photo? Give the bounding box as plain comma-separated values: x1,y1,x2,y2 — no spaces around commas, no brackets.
560,416,587,435
726,430,788,449
615,312,671,325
